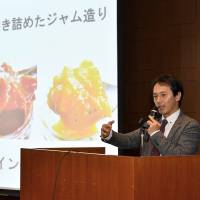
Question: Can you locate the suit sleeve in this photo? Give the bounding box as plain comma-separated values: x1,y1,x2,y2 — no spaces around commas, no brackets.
103,129,141,149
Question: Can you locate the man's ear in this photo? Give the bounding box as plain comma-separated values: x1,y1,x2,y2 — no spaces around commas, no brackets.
175,92,181,102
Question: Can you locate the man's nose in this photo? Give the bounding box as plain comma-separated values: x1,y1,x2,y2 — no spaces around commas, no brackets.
156,96,162,104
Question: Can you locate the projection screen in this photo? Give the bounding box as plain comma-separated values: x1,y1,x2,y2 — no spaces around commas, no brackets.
0,0,117,190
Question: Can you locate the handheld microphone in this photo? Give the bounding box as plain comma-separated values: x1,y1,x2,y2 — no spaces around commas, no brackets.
149,107,161,121
138,107,161,129
138,107,161,142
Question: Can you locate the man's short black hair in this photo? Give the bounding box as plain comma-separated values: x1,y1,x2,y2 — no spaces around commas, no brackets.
152,74,184,107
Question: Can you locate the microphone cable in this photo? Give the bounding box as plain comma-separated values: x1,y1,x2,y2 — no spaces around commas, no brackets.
51,151,71,200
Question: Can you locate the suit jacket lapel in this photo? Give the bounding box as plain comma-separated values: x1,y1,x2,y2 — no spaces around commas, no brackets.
167,112,184,139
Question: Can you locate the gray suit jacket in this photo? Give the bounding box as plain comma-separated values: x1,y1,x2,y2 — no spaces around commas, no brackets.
105,112,200,156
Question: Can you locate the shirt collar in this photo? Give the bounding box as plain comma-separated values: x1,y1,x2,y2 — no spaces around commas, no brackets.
162,109,180,124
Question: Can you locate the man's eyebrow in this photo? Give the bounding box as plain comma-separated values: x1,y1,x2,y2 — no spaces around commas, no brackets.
153,91,167,95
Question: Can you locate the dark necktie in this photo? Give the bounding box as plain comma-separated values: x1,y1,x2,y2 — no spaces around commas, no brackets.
150,119,168,156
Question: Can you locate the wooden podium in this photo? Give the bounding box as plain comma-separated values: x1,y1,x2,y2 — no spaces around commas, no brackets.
20,148,200,200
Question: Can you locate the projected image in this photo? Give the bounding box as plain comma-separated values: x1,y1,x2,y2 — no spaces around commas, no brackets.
0,0,117,190
45,60,115,140
0,63,37,139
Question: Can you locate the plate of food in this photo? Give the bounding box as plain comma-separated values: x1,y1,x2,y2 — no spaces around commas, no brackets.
41,60,117,141
0,63,37,139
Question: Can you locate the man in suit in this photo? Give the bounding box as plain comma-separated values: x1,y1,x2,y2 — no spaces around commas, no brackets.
101,74,200,156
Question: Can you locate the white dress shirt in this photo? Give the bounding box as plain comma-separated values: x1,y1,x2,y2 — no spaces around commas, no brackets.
162,109,180,138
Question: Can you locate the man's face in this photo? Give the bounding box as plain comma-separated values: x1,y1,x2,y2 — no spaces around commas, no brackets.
153,83,181,117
